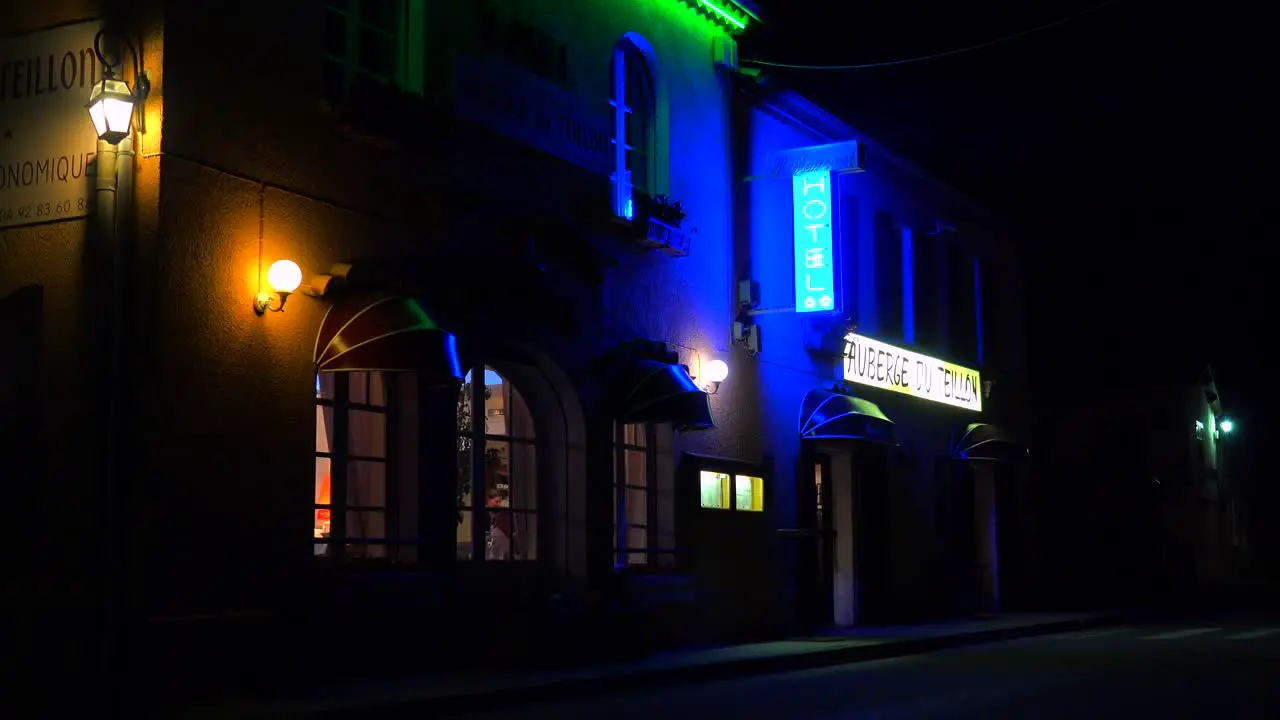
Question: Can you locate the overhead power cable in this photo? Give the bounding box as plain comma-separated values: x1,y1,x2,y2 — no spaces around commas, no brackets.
740,0,1123,71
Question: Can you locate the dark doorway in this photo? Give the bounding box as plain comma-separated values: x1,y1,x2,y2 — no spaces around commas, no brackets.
0,285,42,555
796,444,893,627
852,448,892,624
804,452,835,627
0,284,43,696
938,460,981,615
938,459,1015,616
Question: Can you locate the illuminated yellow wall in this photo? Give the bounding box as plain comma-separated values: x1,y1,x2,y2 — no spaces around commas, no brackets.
0,0,165,683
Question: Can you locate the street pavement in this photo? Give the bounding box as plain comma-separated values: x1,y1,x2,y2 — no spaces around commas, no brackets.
443,616,1280,719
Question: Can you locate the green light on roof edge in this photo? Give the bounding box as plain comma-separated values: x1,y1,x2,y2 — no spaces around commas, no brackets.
701,0,747,29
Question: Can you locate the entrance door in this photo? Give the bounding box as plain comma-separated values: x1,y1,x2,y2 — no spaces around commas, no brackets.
801,445,892,627
938,460,999,616
812,454,835,625
852,448,892,624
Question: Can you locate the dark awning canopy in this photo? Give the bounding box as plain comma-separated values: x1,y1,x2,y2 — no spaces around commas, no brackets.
615,359,714,431
314,293,462,386
799,389,896,445
951,423,1028,461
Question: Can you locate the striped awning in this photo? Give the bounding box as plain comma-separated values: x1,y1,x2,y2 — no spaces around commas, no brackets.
314,293,462,385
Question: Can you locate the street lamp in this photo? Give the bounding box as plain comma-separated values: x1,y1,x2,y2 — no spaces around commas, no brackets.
1220,418,1234,435
86,74,137,144
85,29,150,145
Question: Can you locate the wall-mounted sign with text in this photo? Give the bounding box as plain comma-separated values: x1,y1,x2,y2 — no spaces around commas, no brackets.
453,54,612,178
0,20,104,230
842,332,982,411
793,169,839,313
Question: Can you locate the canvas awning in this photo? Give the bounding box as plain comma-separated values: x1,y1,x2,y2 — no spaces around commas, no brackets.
614,359,714,431
799,389,896,445
314,293,462,386
951,423,1028,461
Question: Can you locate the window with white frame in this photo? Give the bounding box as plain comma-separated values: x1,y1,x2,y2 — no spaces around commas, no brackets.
322,0,426,105
610,38,655,220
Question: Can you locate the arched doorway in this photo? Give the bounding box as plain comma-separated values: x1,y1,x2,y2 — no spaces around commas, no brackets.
456,365,539,562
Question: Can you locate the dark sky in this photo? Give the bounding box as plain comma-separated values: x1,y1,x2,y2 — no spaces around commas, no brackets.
743,0,1266,348
741,0,1272,542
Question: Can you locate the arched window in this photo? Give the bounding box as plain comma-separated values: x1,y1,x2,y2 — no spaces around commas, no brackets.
315,371,392,560
610,38,656,220
457,365,538,561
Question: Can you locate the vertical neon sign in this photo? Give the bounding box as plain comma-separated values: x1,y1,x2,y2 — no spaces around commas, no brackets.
793,170,837,313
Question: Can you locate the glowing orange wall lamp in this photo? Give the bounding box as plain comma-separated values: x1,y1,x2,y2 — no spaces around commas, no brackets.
253,259,345,315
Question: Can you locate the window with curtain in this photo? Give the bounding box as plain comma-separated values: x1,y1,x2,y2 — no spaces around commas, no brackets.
315,371,394,560
610,38,655,220
457,365,538,562
615,423,656,568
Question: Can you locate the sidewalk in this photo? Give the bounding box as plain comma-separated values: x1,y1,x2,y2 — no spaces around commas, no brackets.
184,613,1116,719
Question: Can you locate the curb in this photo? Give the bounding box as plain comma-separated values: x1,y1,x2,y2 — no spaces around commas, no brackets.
281,615,1119,718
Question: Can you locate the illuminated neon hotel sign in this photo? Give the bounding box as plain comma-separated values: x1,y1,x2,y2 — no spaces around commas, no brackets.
792,170,837,313
786,140,862,314
842,333,982,412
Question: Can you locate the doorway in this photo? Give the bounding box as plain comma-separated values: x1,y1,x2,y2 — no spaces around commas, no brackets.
801,444,892,627
939,460,1003,615
809,453,835,625
0,285,42,544
0,285,42,696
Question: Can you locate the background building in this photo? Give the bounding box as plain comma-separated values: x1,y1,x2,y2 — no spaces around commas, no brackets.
1032,360,1247,608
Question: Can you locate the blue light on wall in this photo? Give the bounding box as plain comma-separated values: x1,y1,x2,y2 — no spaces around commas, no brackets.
793,170,838,313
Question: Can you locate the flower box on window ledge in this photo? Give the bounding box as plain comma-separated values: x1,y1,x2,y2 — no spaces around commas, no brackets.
624,194,693,257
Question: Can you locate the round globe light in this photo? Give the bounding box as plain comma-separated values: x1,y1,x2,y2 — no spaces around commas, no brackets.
267,259,303,293
703,359,729,384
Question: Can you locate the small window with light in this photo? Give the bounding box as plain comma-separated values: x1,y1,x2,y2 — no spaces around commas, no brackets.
699,470,764,512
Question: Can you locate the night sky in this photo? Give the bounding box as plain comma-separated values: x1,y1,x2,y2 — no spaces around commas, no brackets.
740,1,1272,564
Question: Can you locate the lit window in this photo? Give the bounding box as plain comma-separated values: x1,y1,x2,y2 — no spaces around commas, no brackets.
700,470,764,512
615,423,654,568
315,371,391,560
735,474,764,512
322,0,426,105
610,38,655,220
700,471,730,509
457,366,538,562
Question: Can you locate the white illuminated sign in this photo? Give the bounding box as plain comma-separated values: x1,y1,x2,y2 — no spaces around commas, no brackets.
842,333,982,411
0,20,104,229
